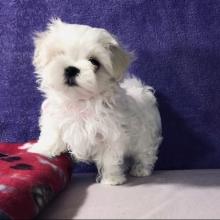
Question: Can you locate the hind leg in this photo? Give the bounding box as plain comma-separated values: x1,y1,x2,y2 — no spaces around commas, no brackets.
129,151,157,177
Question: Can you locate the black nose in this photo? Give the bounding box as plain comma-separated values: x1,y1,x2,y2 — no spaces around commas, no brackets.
65,66,80,78
64,66,80,86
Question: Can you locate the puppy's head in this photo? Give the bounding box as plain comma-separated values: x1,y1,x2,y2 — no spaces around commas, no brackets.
33,18,132,99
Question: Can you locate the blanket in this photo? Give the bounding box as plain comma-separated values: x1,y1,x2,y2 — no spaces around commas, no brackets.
0,143,72,219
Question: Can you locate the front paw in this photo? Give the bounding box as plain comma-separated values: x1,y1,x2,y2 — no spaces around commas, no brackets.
101,175,127,185
19,143,55,158
26,143,56,158
19,142,34,150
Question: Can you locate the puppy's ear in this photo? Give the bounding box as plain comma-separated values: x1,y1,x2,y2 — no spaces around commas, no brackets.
32,31,49,70
33,18,62,70
109,38,133,81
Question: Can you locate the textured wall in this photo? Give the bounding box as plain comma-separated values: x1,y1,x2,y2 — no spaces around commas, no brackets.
0,0,220,170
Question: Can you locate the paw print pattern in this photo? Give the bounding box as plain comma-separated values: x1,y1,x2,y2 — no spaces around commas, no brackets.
0,153,8,158
32,185,54,211
0,144,71,219
10,163,33,170
0,154,33,170
1,156,21,162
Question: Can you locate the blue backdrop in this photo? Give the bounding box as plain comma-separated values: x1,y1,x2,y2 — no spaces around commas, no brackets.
0,0,220,171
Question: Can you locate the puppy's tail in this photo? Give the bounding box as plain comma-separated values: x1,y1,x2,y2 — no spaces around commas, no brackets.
120,75,157,107
120,75,162,147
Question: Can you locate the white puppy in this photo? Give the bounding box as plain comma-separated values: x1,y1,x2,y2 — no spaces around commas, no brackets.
24,18,162,185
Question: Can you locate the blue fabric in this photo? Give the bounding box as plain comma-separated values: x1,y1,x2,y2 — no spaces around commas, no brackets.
0,0,220,170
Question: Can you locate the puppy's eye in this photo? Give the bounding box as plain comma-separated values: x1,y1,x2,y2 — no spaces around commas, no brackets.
89,57,100,69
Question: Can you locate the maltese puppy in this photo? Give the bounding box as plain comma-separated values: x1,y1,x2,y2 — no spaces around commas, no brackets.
23,18,162,185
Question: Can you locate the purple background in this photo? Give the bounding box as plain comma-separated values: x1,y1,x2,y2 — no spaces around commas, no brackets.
0,0,220,171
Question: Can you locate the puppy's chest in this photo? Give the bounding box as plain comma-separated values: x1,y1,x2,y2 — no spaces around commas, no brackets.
59,104,118,141
44,101,97,121
45,100,126,145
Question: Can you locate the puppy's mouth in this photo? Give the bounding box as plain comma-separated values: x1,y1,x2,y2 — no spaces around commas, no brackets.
65,78,78,87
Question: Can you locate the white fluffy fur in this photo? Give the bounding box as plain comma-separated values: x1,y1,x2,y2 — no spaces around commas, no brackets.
22,18,162,185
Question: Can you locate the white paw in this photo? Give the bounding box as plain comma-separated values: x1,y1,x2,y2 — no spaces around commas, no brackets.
19,143,56,157
101,175,127,185
19,143,33,150
129,165,152,177
26,144,55,158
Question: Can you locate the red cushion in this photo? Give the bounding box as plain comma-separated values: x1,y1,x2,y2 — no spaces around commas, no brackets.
0,142,72,219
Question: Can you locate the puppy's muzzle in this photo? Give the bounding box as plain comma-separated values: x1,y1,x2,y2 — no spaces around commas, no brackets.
64,66,80,86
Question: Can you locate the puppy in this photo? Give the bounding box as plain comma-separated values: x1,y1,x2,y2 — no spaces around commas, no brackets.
23,18,162,185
